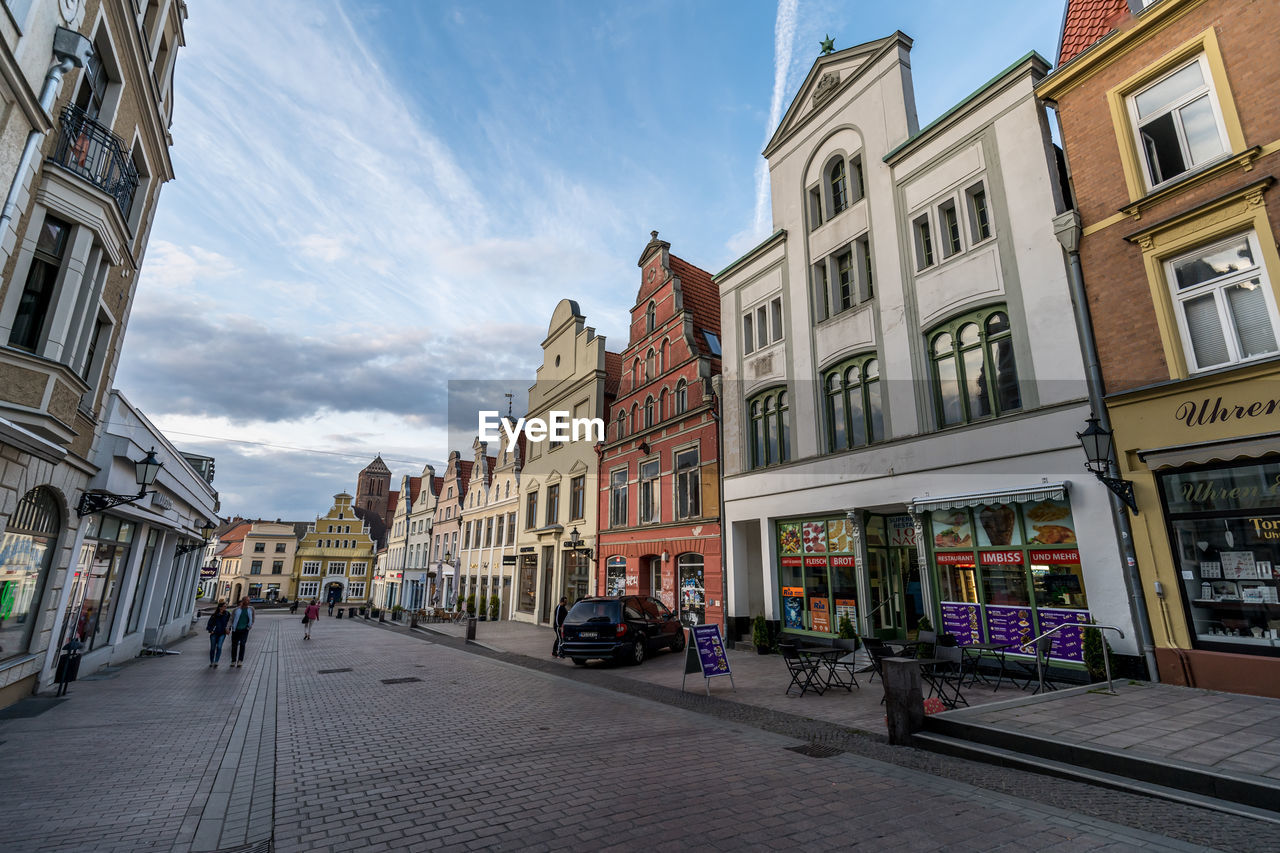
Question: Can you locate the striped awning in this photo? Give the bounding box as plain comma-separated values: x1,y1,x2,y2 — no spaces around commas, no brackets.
910,482,1068,514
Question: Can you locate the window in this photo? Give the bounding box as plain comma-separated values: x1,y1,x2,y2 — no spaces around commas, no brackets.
350,562,367,576
966,182,991,242
525,491,538,529
616,411,626,440
824,354,884,451
674,380,687,415
506,512,517,544
610,468,629,528
347,582,365,599
748,388,790,469
545,484,560,526
645,348,655,381
914,215,934,270
646,301,656,332
570,475,585,520
250,560,262,574
275,542,286,553
0,488,59,660
770,297,783,342
675,449,700,520
299,581,319,599
644,396,655,428
836,249,854,312
940,200,961,257
302,561,321,575
743,313,754,355
484,517,494,547
659,339,668,371
272,560,283,572
495,513,505,547
829,157,848,215
1129,55,1228,188
326,561,345,575
930,307,1021,426
856,237,874,301
253,542,265,553
1167,232,1278,371
813,260,830,319
744,299,783,351
434,535,441,559
756,305,768,350
463,521,473,549
808,185,823,229
659,388,667,421
639,459,660,524
8,216,71,352
849,156,865,204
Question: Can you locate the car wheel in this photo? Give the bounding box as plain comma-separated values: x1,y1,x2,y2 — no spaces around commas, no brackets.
571,657,587,667
671,629,685,652
629,638,646,666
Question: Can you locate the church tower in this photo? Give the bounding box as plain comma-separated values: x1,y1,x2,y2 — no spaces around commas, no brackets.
355,455,392,522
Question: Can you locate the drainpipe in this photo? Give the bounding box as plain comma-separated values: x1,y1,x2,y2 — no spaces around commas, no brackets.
709,375,728,637
0,29,93,241
1054,209,1161,683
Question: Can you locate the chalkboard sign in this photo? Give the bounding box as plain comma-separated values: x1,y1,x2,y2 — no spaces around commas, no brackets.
681,624,735,695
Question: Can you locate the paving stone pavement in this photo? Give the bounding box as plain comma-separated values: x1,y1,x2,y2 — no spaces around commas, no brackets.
0,614,1272,852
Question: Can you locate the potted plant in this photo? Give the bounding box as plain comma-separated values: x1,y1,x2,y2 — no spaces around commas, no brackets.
836,615,859,651
489,594,500,622
751,613,770,654
465,593,476,617
391,604,403,621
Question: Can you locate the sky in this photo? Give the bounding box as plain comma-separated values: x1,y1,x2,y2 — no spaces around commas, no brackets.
115,0,1065,523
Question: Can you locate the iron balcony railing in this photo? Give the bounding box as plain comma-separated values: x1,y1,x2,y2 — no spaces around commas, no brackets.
49,104,138,220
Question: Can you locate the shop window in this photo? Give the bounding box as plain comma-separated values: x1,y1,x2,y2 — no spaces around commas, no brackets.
823,354,883,452
610,468,628,527
1166,231,1278,372
1129,55,1229,189
929,306,1021,427
678,554,705,626
8,215,72,352
74,514,136,651
606,556,627,597
125,529,160,635
1161,460,1280,654
748,387,790,469
639,459,660,525
1,487,60,660
675,448,700,520
775,518,857,635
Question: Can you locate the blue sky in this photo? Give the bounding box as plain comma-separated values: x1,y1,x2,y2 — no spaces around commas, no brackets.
115,0,1065,522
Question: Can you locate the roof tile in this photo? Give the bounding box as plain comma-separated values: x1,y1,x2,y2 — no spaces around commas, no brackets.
1058,0,1130,66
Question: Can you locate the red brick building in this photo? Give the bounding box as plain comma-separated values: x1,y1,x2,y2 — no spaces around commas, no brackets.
596,233,723,628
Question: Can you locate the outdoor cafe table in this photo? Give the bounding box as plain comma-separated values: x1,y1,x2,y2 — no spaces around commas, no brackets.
797,646,845,690
958,641,1022,691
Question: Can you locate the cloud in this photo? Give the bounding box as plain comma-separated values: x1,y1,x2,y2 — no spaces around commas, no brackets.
751,0,798,239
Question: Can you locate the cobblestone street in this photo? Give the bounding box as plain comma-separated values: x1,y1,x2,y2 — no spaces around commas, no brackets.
0,614,1271,852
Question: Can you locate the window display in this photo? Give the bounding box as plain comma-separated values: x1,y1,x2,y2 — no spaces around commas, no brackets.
516,555,536,614
677,554,705,626
1161,460,1280,653
775,517,857,635
0,487,59,662
605,556,626,597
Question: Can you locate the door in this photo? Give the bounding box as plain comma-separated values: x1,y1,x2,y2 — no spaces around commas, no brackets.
893,546,922,641
539,545,555,623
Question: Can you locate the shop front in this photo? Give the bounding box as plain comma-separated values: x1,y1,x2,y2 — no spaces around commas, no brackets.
516,550,537,616
774,517,860,640
596,537,723,629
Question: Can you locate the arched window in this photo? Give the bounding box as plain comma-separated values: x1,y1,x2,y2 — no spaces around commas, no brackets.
823,354,884,452
659,339,668,372
630,403,639,433
929,305,1021,426
659,388,667,422
4,487,59,658
644,396,655,428
747,387,790,469
675,379,687,415
646,301,656,333
616,410,627,440
829,157,848,215
645,348,655,381
632,358,641,389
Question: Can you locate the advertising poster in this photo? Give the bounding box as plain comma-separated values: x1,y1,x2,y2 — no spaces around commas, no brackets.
1036,608,1090,661
1221,551,1258,579
781,586,805,629
691,624,731,676
827,519,855,553
986,604,1033,647
779,523,802,555
834,598,857,628
932,510,972,549
810,597,831,633
1024,498,1076,546
976,503,1022,547
802,521,828,553
889,515,918,547
941,601,983,645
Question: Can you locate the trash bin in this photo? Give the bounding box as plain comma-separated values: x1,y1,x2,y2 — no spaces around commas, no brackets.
348,607,356,618
55,641,82,697
466,616,477,641
336,609,344,619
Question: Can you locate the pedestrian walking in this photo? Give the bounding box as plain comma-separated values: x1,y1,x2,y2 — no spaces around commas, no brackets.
228,596,254,668
552,596,568,658
206,601,231,667
289,598,299,615
303,599,320,640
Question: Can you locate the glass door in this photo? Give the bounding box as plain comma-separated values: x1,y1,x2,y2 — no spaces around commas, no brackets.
895,546,922,640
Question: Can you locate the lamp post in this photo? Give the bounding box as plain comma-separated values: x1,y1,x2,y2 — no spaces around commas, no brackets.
176,518,217,557
1076,415,1138,514
567,527,592,601
77,447,163,516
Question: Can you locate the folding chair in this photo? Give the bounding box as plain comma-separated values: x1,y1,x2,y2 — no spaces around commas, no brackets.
862,637,893,683
828,638,860,691
922,644,969,709
905,629,937,660
780,642,825,696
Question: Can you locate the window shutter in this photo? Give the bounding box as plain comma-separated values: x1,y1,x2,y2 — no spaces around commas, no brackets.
1183,293,1230,367
1226,281,1279,358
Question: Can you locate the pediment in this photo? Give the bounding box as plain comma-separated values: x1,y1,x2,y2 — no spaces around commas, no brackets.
567,459,589,475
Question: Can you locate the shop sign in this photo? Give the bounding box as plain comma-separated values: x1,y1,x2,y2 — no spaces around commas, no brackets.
980,550,1024,565
1175,395,1280,428
682,624,734,696
502,555,517,565
810,597,831,633
889,515,917,547
780,556,802,567
1028,549,1080,564
830,555,856,568
803,556,826,568
780,586,804,597
936,552,976,565
200,566,218,579
1249,518,1280,540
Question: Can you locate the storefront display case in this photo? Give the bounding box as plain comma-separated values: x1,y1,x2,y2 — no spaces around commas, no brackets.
775,518,858,638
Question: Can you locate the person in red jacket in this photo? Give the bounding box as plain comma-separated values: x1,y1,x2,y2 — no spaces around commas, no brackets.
303,599,320,640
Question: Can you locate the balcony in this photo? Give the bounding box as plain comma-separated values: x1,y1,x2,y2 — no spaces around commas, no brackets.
48,105,138,220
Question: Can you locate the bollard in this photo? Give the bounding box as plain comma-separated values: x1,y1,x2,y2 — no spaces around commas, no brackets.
348,607,355,618
336,608,343,619
465,616,477,641
882,657,925,746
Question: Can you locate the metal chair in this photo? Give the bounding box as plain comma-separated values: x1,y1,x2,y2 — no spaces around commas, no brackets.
780,642,825,696
922,644,969,710
828,638,860,691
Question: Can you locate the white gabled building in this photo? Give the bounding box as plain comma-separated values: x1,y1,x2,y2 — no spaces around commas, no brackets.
716,34,1138,671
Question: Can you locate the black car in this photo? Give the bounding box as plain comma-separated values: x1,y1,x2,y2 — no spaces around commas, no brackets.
559,595,685,666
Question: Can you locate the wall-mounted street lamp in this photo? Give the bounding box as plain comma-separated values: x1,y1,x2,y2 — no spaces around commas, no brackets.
175,519,218,556
568,527,593,559
77,447,162,517
1077,415,1138,514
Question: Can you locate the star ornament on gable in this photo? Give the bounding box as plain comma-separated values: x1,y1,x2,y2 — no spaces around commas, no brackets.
820,34,835,55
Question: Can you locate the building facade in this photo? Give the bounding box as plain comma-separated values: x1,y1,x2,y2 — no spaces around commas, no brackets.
293,493,375,607
716,34,1136,671
0,0,186,707
234,520,299,603
404,465,438,610
213,520,249,602
458,434,521,619
513,299,619,625
596,233,724,628
428,451,470,607
1040,0,1280,694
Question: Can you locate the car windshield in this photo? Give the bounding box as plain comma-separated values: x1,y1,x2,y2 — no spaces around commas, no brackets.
565,600,619,624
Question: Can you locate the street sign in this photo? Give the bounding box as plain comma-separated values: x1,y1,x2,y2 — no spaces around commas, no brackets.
681,623,735,696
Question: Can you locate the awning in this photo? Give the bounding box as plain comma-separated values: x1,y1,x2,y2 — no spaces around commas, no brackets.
910,482,1069,514
1137,435,1280,470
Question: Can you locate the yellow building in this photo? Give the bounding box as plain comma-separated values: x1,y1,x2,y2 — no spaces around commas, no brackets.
293,493,376,607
